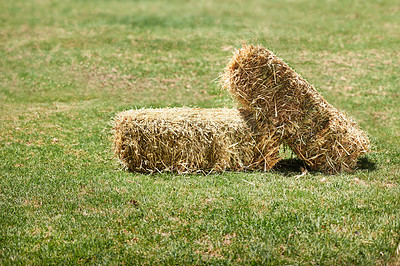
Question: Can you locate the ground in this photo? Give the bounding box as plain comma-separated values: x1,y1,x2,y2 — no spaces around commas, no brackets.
0,0,399,264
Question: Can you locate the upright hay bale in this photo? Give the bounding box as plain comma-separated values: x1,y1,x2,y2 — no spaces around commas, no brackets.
221,44,370,173
112,107,281,173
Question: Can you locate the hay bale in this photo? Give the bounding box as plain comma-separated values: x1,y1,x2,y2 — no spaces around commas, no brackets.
112,107,281,173
221,44,370,174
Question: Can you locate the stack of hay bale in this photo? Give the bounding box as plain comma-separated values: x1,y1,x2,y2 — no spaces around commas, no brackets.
112,44,370,174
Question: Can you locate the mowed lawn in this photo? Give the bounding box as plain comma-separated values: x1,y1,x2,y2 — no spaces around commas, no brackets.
1,0,399,264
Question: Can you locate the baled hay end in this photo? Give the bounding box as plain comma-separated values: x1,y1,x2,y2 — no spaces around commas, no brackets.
221,44,370,174
112,107,281,174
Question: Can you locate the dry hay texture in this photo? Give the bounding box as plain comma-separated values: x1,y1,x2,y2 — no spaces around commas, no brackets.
113,107,281,174
221,44,370,174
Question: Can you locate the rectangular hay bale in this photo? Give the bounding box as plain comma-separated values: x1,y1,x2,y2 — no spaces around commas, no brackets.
221,44,370,174
112,107,281,173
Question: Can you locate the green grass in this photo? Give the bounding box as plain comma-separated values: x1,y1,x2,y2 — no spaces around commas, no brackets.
1,0,399,264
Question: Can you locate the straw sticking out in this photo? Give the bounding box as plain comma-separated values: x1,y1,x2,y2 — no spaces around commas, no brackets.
221,44,370,173
112,107,281,174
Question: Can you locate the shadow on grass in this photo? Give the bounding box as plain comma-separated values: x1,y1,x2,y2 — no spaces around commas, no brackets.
272,156,376,176
273,158,308,176
356,156,377,172
127,156,376,178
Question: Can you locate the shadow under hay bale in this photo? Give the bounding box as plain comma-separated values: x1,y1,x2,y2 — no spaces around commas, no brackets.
356,156,376,172
221,44,370,174
274,158,308,176
112,107,282,174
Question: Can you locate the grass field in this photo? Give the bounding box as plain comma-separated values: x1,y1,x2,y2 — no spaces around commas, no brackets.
1,0,399,264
